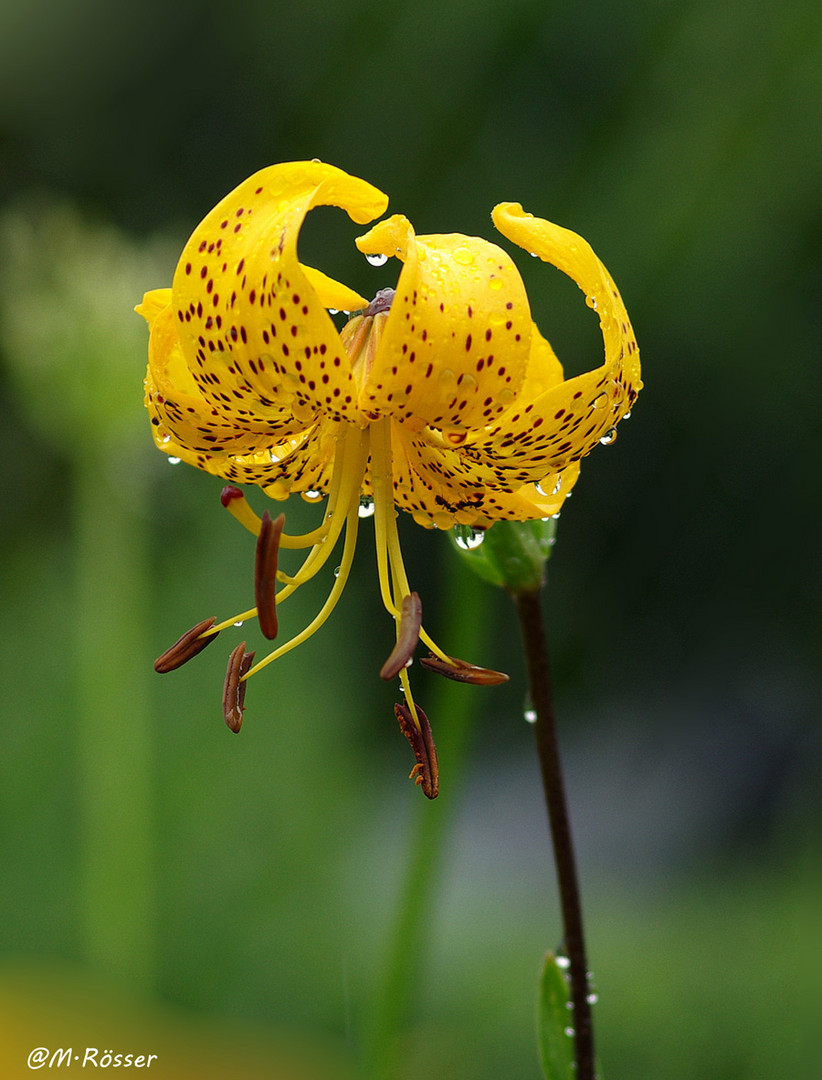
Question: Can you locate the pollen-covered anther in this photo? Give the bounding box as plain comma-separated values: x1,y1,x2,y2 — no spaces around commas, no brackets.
255,510,285,640
395,701,439,799
419,652,509,686
379,591,423,680
154,616,219,673
222,641,255,733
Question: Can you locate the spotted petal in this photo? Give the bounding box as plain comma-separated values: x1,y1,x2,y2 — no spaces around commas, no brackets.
389,420,581,530
478,203,641,473
172,161,388,429
355,215,532,433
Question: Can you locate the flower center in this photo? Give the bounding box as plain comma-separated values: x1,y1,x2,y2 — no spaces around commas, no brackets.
340,289,395,399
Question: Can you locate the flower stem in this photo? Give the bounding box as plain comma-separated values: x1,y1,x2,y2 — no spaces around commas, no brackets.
513,589,595,1080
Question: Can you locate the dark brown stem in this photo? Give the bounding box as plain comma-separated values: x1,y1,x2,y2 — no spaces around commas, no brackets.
514,589,595,1080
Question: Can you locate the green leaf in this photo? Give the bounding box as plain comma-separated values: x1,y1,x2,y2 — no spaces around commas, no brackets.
450,518,557,594
537,951,575,1080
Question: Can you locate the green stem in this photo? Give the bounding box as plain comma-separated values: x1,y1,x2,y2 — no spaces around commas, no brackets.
365,564,491,1079
513,589,595,1080
74,456,155,986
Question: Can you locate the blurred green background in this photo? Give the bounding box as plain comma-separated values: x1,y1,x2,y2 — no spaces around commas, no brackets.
0,0,819,1077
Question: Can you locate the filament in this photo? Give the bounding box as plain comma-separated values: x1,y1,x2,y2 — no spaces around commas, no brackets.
243,498,361,678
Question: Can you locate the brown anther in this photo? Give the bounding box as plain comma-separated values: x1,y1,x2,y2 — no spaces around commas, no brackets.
419,652,509,686
380,591,423,680
154,617,219,673
220,484,244,508
394,701,439,799
222,642,255,733
255,510,285,640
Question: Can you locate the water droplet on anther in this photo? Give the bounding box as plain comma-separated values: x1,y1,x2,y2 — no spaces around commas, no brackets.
524,708,538,724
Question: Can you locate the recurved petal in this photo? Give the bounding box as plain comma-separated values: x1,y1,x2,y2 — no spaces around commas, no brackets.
355,215,532,432
172,162,388,428
484,203,641,471
144,294,314,460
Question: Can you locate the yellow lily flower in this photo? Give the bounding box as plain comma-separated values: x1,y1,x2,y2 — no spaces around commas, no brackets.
139,161,640,797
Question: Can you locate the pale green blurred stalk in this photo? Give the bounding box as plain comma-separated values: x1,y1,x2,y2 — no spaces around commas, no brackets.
73,454,154,984
365,565,492,1079
0,201,172,987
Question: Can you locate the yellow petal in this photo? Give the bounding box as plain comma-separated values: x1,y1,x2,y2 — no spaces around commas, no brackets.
136,287,172,325
145,293,311,455
172,161,388,429
475,203,641,473
386,420,581,530
301,264,368,314
355,215,532,432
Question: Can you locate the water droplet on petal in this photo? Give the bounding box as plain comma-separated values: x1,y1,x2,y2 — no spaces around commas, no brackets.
167,456,181,465
599,428,618,446
591,391,609,409
328,308,339,316
536,475,563,498
302,489,323,503
453,247,475,266
454,526,485,550
365,252,388,267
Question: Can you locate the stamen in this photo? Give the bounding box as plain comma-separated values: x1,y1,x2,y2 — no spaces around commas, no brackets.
222,642,255,732
255,510,285,640
380,591,423,680
244,499,361,679
395,701,439,799
419,652,510,685
154,617,219,673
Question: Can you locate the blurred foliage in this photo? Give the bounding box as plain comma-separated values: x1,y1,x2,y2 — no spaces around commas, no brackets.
0,0,819,1077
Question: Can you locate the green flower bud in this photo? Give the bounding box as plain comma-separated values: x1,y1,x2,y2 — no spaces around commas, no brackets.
450,518,558,594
